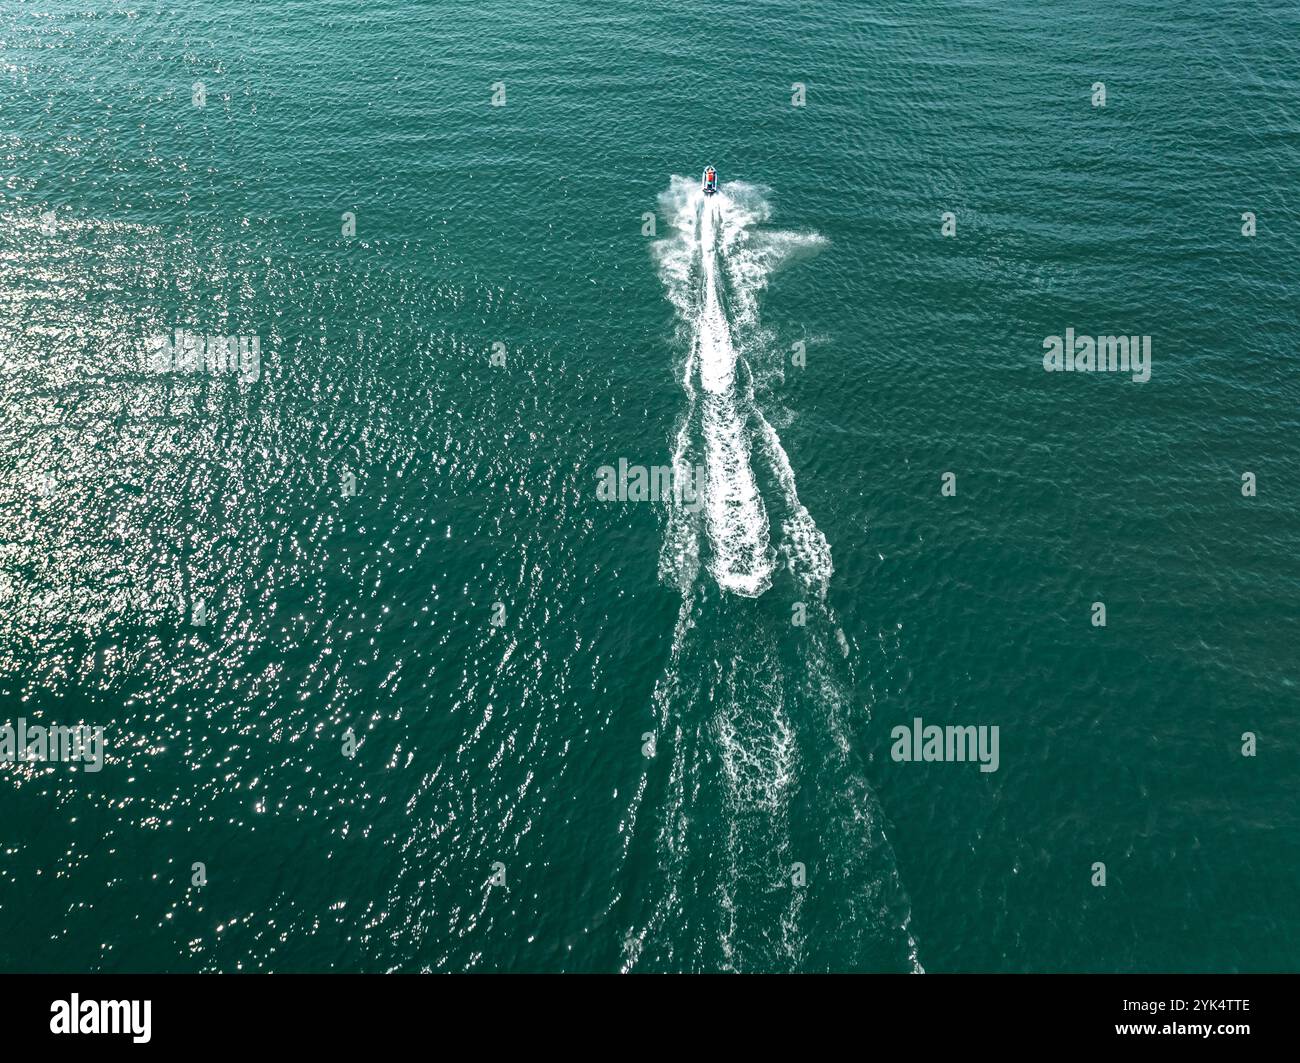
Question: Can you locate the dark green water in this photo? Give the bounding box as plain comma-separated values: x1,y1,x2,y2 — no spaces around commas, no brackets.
0,0,1296,972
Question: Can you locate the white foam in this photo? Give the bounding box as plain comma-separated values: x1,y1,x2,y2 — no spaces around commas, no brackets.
696,197,775,598
652,177,834,600
753,408,833,599
656,186,774,597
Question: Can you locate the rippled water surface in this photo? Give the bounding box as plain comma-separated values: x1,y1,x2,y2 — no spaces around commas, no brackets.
1,0,1297,971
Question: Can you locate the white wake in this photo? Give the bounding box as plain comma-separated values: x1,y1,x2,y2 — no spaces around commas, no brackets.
620,177,923,972
653,176,829,599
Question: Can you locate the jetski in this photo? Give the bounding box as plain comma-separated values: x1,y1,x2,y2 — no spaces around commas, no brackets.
702,165,718,195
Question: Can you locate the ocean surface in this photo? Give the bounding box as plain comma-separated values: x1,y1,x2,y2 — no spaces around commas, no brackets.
1,0,1297,972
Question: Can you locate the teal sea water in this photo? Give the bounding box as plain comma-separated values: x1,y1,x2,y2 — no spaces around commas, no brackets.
1,0,1297,972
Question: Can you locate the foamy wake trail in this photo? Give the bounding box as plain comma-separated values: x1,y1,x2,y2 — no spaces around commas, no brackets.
653,176,835,599
620,177,923,972
753,409,833,600
697,199,775,596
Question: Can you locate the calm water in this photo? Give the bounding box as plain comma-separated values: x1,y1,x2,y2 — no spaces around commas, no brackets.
1,0,1297,972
